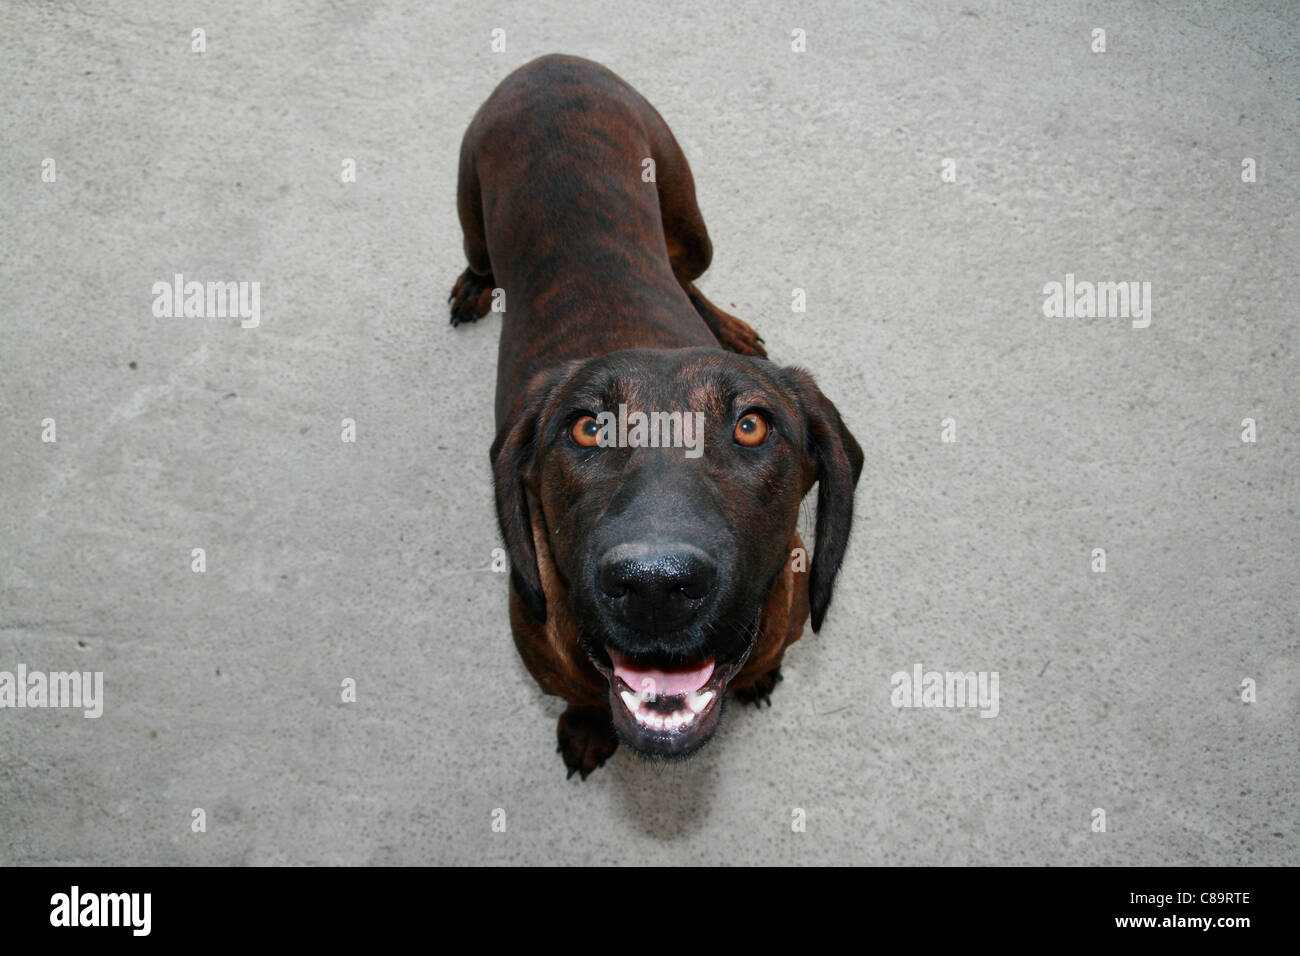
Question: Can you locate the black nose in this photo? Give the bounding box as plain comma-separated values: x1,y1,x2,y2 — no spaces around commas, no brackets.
597,543,716,631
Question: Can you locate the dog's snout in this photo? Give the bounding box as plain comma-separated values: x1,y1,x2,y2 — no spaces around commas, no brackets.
597,543,716,630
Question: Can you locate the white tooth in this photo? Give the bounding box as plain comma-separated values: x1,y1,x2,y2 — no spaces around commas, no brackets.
620,691,640,712
678,709,694,725
688,690,714,714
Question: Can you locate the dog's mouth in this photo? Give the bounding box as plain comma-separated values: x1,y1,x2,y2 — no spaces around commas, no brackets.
586,636,756,758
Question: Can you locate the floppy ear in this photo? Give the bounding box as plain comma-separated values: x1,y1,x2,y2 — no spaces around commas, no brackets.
782,368,865,632
489,367,571,623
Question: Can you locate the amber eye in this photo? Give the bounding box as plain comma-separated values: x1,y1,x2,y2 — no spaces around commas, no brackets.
734,412,768,446
571,415,601,448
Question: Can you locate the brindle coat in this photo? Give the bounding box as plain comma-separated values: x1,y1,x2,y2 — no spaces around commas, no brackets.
451,54,863,777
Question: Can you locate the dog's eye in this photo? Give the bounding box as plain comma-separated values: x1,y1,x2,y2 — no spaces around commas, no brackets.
734,412,768,447
571,415,601,448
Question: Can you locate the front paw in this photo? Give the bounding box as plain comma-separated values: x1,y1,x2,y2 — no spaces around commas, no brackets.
731,668,783,708
557,704,619,779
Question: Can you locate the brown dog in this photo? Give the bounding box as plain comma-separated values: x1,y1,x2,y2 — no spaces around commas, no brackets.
451,54,863,778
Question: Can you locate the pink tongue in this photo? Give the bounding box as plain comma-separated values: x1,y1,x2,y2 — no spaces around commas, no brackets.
608,649,715,697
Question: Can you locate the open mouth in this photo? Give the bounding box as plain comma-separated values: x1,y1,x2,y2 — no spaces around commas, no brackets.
587,637,756,758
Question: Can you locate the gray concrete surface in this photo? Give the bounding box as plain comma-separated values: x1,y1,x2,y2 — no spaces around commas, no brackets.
1,0,1296,866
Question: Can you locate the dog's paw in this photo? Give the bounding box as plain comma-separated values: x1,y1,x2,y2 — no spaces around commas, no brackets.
557,705,619,779
712,313,767,358
448,268,496,327
684,283,767,358
731,668,783,708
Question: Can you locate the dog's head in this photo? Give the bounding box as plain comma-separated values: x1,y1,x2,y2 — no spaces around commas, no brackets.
491,347,863,758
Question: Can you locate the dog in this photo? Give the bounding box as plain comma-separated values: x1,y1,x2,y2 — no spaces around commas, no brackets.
450,54,863,778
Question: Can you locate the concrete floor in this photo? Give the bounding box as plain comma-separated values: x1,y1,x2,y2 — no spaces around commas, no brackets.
1,0,1295,865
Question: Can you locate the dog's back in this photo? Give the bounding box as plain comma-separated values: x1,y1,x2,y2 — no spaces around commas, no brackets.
455,54,718,423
